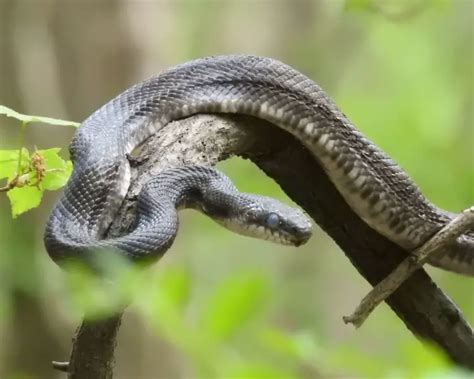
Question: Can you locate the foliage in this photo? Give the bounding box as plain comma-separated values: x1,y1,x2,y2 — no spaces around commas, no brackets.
58,258,470,378
0,105,79,127
0,105,77,217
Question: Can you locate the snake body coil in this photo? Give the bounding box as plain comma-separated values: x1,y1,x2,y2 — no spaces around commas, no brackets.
44,55,474,275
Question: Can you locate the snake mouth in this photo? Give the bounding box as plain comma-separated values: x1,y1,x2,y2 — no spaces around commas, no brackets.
281,227,313,246
219,220,312,247
256,225,312,246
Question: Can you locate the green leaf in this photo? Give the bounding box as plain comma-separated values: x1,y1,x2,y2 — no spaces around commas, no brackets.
0,148,71,217
0,105,79,127
259,328,320,364
0,148,29,180
326,344,393,377
201,272,268,342
159,266,192,312
399,340,451,375
40,148,73,190
7,185,43,218
63,263,124,319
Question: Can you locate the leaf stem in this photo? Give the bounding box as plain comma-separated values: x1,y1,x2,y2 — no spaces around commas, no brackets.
16,121,28,175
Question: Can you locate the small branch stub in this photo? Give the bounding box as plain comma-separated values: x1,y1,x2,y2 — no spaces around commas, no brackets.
52,361,70,373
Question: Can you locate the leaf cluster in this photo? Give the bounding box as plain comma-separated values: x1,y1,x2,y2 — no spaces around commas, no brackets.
0,105,77,217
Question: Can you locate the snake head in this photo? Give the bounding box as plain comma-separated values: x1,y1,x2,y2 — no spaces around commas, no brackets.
214,193,313,247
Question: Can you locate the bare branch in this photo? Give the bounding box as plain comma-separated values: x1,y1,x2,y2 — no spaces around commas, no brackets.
67,314,123,379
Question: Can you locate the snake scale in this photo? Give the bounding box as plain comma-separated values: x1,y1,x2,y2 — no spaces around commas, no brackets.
44,55,474,275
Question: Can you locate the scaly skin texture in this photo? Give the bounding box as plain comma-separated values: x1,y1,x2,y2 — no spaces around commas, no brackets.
44,164,312,264
44,55,473,274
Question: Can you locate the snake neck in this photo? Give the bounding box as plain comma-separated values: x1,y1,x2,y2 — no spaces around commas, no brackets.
97,166,240,263
44,166,233,265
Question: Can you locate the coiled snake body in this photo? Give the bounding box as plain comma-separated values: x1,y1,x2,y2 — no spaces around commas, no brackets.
44,55,474,275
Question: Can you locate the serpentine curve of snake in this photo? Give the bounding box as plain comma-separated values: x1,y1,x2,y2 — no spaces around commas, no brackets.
44,55,474,275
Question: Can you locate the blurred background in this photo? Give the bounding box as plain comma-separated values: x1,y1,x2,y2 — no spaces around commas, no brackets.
0,0,473,378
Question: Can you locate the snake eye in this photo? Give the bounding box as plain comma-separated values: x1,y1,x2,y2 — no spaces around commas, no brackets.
266,213,280,229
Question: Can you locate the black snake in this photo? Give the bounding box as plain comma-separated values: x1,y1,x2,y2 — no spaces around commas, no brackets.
44,55,474,275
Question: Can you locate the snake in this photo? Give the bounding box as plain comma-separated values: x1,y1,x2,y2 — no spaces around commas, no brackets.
44,55,474,275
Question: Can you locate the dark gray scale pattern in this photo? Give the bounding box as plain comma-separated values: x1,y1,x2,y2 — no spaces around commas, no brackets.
44,55,474,275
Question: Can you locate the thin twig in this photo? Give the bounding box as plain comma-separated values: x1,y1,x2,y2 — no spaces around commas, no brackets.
16,121,28,174
0,173,30,192
0,162,64,192
0,176,18,192
343,206,474,328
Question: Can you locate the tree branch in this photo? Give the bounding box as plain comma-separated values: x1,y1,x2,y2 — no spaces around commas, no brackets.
58,313,123,379
63,114,474,377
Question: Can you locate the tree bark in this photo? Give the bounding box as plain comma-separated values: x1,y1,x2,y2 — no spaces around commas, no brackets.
65,114,474,377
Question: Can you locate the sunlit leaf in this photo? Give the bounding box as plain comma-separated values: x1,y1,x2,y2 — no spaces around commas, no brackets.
63,264,102,316
259,328,320,364
399,340,451,375
0,148,29,180
138,273,181,326
326,345,389,377
135,269,218,372
40,148,73,190
63,261,133,319
0,105,79,127
0,148,72,216
201,272,268,342
159,266,192,312
7,185,43,218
